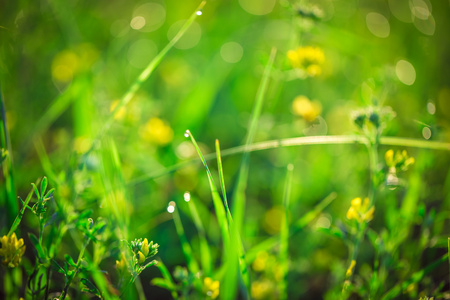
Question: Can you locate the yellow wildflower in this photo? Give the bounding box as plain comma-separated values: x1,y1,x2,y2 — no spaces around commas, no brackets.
252,251,269,272
116,252,127,272
292,95,322,122
251,279,273,299
141,238,149,256
385,149,414,170
139,117,174,146
137,251,145,264
287,46,325,77
346,260,356,277
0,233,26,268
203,277,219,299
346,197,375,223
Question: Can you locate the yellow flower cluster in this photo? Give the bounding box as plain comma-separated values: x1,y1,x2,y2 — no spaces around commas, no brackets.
116,252,127,272
203,277,219,299
385,149,415,171
251,279,274,299
0,233,26,268
140,118,174,146
287,46,325,77
346,197,375,223
292,95,322,122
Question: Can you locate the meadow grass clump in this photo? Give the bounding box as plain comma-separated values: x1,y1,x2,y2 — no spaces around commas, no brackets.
1,0,450,299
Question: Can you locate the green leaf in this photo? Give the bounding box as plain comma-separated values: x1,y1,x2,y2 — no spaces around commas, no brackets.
151,278,177,291
80,278,102,298
65,254,77,267
52,260,66,275
28,233,46,261
31,183,40,199
40,176,48,198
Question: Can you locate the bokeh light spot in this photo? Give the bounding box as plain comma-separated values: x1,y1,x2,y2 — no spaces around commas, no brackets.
395,60,416,85
167,201,176,213
388,0,412,23
413,13,435,36
366,12,390,38
132,3,166,32
167,20,201,49
220,42,243,63
410,0,431,20
130,16,146,30
183,192,190,202
239,0,276,15
427,102,435,115
422,127,431,139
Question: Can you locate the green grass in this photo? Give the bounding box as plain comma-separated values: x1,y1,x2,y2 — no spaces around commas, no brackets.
1,0,450,299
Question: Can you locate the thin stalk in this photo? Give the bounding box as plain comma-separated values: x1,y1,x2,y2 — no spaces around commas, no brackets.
128,135,450,185
0,83,18,224
87,1,207,154
279,164,293,300
232,47,277,235
8,183,37,237
60,238,90,300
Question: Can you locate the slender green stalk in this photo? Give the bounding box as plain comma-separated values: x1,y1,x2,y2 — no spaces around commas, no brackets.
171,206,200,275
279,164,293,300
232,47,277,236
7,183,36,237
60,238,90,300
156,260,179,300
0,84,18,224
128,135,450,185
185,130,230,247
216,139,250,297
87,1,207,154
187,195,212,276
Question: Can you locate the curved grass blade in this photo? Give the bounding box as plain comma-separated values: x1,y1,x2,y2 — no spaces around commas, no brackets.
280,164,294,300
232,47,277,235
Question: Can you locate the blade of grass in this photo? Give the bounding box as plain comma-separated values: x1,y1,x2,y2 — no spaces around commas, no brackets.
171,205,200,275
232,47,277,236
216,139,250,298
0,84,18,224
245,192,337,263
128,135,450,185
280,164,294,300
185,130,230,249
86,1,207,154
155,260,179,299
186,193,212,276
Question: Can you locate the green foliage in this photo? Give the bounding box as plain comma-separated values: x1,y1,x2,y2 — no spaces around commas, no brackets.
1,0,450,299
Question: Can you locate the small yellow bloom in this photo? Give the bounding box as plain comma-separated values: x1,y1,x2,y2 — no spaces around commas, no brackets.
116,253,127,272
292,95,322,122
137,251,145,264
251,279,273,299
139,117,174,146
287,46,325,77
385,149,415,171
203,277,219,299
346,197,374,223
346,260,356,277
0,233,26,268
252,251,269,272
141,238,149,256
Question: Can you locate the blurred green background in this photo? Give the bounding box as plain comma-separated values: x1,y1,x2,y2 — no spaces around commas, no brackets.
1,0,449,298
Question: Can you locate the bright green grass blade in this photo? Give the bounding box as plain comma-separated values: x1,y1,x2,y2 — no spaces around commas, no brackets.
128,136,450,185
381,253,449,300
245,192,337,263
89,1,206,152
232,47,277,235
216,139,250,298
280,164,294,300
187,193,212,276
0,86,18,224
185,130,230,248
8,181,37,237
172,206,200,275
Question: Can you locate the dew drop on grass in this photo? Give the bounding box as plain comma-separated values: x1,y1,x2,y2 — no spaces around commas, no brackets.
196,10,202,16
184,192,191,202
167,201,176,213
184,130,190,138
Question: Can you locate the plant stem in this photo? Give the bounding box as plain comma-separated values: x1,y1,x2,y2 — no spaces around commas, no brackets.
60,238,90,300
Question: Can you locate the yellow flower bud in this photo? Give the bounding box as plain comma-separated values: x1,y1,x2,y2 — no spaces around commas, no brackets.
346,260,356,277
138,251,145,264
141,238,149,256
